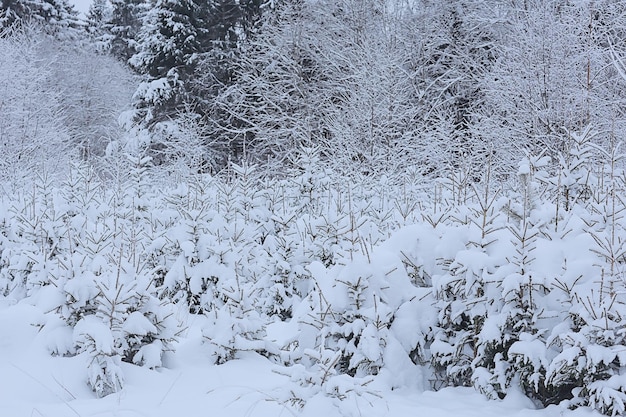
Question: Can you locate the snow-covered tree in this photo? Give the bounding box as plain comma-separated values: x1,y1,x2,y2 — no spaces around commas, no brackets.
106,0,148,62
130,0,264,127
0,25,74,184
49,42,136,159
0,0,81,33
130,0,210,124
477,0,626,176
431,166,508,388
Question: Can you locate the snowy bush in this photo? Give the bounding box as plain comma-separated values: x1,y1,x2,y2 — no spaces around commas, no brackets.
2,128,626,414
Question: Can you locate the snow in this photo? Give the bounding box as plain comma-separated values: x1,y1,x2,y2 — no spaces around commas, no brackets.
0,296,604,417
0,303,573,417
5,0,626,413
0,131,623,416
123,311,158,336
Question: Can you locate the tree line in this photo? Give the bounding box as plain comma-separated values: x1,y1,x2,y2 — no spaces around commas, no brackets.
3,0,626,179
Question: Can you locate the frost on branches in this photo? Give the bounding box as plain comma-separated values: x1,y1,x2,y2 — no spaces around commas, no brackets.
1,137,626,414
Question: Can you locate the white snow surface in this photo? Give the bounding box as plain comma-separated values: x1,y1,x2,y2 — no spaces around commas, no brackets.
0,301,603,417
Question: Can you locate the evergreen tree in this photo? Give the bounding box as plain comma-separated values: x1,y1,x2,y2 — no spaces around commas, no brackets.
107,0,148,62
88,0,111,27
130,0,265,141
86,0,112,40
0,0,80,32
130,0,215,124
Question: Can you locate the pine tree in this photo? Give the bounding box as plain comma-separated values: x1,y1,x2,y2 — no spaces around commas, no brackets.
107,0,147,62
128,0,266,166
431,166,507,389
0,0,81,32
87,0,110,29
86,0,112,47
130,0,216,124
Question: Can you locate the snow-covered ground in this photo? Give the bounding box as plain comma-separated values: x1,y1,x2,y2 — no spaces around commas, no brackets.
0,301,601,417
0,153,622,416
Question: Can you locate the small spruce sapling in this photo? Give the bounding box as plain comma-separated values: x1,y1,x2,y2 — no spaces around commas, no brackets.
548,138,626,415
471,155,550,399
431,162,506,388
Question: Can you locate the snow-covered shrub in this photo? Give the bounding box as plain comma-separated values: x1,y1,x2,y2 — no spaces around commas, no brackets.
69,217,179,396
253,180,310,320
74,315,124,398
0,174,72,299
546,269,626,415
202,285,273,364
275,347,382,411
311,262,391,377
17,157,183,396
543,142,626,415
161,196,214,312
469,157,551,399
290,224,425,381
431,178,508,389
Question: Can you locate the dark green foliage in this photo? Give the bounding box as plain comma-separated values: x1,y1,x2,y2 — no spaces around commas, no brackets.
1,0,80,31
107,0,147,62
130,0,264,127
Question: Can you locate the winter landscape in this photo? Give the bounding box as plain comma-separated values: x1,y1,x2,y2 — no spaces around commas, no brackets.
2,1,626,416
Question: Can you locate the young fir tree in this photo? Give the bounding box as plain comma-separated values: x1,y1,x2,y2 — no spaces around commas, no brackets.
545,137,626,415
431,165,507,389
65,154,180,397
470,155,551,400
